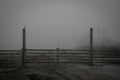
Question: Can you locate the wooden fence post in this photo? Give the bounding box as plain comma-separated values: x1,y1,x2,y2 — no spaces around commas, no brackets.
22,26,26,66
89,28,93,66
56,48,59,63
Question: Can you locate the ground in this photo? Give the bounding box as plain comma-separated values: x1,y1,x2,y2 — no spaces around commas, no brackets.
0,63,120,80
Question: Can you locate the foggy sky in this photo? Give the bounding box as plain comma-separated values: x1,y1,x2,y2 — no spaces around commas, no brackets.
0,0,120,49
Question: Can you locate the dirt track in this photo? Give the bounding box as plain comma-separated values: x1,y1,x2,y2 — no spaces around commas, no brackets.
0,63,120,80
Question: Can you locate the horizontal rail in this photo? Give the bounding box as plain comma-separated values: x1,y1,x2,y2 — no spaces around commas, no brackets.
0,53,21,55
0,49,120,52
26,61,89,63
94,56,120,58
93,50,120,52
27,49,90,51
27,49,56,51
94,61,120,63
0,50,21,52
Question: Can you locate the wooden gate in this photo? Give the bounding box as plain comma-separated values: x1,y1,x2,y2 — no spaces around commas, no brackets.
26,49,89,63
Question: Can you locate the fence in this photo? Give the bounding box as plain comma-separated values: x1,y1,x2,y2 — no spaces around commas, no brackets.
0,49,120,67
0,27,120,67
0,50,21,68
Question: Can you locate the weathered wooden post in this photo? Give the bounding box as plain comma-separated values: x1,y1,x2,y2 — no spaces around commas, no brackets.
56,48,59,63
89,28,93,66
22,26,26,66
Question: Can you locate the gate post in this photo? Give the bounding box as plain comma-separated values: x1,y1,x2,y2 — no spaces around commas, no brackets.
89,28,93,66
56,48,59,63
22,26,26,66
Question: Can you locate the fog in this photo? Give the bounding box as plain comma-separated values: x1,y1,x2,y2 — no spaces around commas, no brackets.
0,0,120,49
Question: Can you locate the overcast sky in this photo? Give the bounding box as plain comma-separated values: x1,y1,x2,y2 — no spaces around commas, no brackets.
0,0,120,49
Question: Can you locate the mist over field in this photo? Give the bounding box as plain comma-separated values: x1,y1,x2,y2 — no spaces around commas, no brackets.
0,0,120,49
